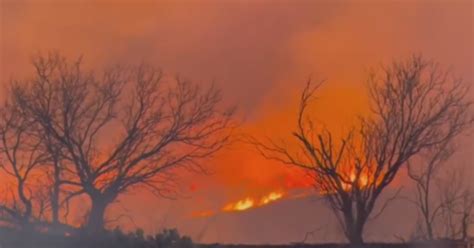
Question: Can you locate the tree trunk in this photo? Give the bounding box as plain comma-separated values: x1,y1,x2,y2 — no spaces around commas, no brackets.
461,213,468,240
51,182,60,225
425,218,434,240
51,160,61,225
338,206,367,244
85,196,110,233
346,225,364,246
343,208,366,247
17,180,32,229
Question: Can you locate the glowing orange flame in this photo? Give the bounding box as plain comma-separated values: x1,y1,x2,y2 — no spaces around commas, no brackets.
190,191,315,218
348,172,369,188
222,191,284,212
260,192,283,205
223,198,254,212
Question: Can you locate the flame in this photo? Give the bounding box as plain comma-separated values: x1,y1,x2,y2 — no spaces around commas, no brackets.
338,171,371,192
316,170,373,195
346,172,369,188
191,191,289,217
222,191,284,212
359,174,368,186
223,198,254,212
260,192,283,205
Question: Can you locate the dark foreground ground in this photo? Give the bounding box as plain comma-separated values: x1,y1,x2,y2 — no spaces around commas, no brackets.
200,242,468,248
0,227,468,248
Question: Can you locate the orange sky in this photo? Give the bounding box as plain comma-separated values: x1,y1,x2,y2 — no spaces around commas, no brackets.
1,0,473,244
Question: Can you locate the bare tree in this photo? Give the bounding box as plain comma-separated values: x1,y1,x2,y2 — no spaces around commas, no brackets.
437,169,474,240
406,145,451,240
407,144,471,240
458,190,474,240
9,53,235,232
0,100,48,229
0,88,79,234
251,56,473,245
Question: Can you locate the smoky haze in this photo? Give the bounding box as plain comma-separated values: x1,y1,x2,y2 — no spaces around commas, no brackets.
1,0,473,244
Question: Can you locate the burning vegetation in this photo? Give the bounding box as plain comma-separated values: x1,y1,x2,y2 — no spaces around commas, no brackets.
222,191,284,212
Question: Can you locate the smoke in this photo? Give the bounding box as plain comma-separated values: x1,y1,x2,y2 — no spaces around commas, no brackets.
1,0,473,244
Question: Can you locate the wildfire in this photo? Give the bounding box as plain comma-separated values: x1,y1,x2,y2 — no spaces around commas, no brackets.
335,172,371,193
260,192,284,204
316,171,372,195
192,190,314,218
223,198,254,211
222,191,284,212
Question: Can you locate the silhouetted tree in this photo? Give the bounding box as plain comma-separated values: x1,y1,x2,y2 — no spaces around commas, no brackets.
0,89,79,234
9,53,235,232
407,143,471,239
0,100,48,229
251,56,473,245
436,169,474,240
